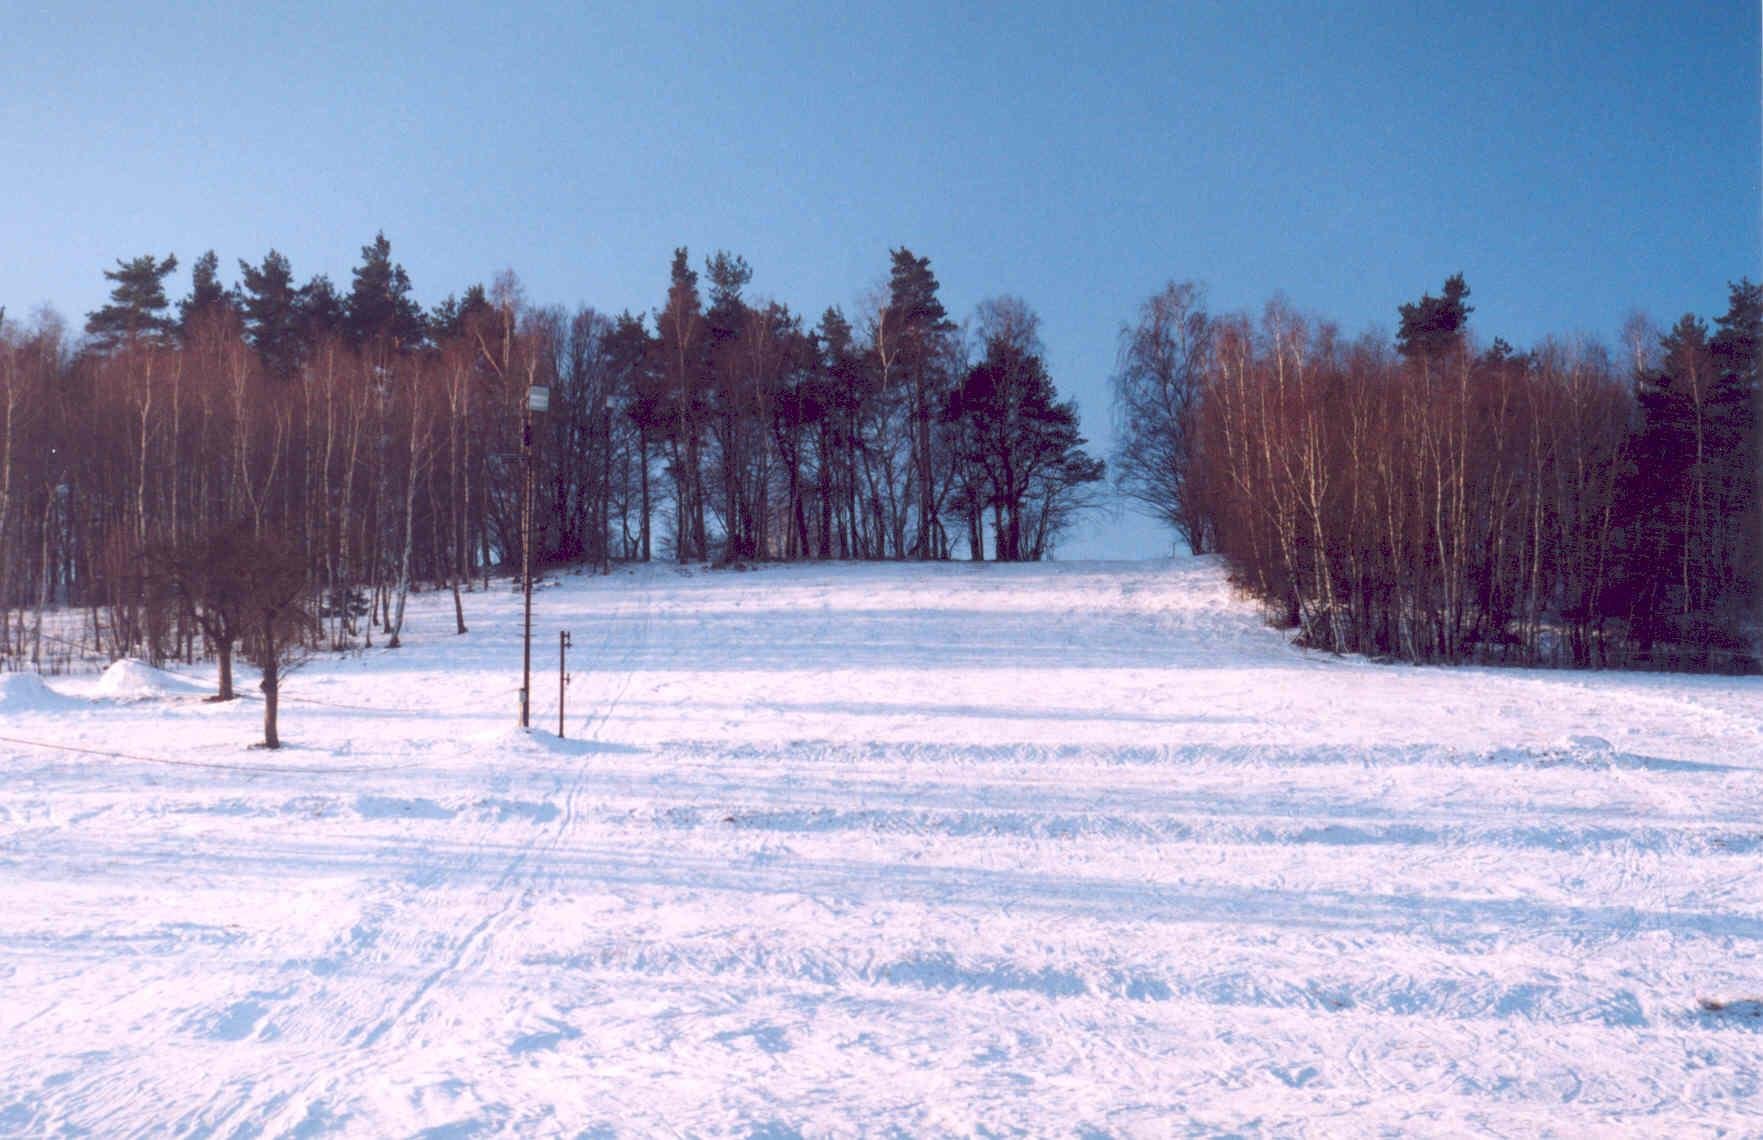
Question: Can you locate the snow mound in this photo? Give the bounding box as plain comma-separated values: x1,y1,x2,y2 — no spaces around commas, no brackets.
96,659,208,701
0,671,74,712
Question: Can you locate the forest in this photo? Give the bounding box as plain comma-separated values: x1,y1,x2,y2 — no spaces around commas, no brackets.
1114,275,1761,672
0,237,1105,674
2,235,1755,679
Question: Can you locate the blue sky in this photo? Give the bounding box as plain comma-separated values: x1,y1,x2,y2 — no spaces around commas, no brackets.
3,2,1757,556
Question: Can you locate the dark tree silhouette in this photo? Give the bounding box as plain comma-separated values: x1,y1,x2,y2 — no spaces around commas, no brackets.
1396,273,1473,363
945,298,1104,561
238,250,307,380
878,249,956,559
85,253,179,351
177,251,234,340
345,232,426,349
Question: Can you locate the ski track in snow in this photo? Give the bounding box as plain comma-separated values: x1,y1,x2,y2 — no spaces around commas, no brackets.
1,557,1760,1136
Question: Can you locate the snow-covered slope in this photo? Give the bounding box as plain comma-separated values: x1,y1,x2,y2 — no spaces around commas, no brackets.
1,558,1759,1135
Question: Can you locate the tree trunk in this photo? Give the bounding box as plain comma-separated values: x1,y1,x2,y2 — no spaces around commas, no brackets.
261,632,280,749
216,640,235,701
388,427,421,648
639,428,652,562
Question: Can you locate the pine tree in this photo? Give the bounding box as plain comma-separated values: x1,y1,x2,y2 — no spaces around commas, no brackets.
1623,314,1725,660
344,231,426,349
1708,280,1762,632
238,250,307,380
1396,273,1473,362
429,283,490,342
177,250,234,339
297,274,346,344
655,248,707,560
810,306,867,557
884,248,955,557
702,251,759,558
85,253,179,351
606,311,660,562
945,300,1103,560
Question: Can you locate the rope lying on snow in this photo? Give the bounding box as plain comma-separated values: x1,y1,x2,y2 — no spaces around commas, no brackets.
0,732,417,776
183,682,521,717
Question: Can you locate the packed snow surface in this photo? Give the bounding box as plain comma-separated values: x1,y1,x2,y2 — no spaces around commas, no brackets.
2,558,1760,1136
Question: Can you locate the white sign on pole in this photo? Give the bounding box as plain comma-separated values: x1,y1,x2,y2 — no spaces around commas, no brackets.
528,386,550,413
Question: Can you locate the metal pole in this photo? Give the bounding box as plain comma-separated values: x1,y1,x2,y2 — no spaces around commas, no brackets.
558,630,571,737
519,404,533,728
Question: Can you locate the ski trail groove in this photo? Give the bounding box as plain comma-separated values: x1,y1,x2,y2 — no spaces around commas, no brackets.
197,577,658,1135
357,571,656,1054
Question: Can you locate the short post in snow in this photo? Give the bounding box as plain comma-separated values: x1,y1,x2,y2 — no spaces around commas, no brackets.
558,630,572,738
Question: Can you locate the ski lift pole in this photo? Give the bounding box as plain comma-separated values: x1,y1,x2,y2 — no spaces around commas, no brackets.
559,630,572,738
519,381,549,729
519,404,533,727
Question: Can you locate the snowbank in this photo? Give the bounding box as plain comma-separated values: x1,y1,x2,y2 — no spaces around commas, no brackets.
0,671,75,712
95,659,208,701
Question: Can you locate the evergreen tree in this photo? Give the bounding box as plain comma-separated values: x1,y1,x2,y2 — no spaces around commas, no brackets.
177,250,234,338
812,306,871,557
85,253,179,351
1708,280,1762,626
1619,311,1750,661
429,283,491,342
607,310,661,561
1712,277,1761,348
884,247,955,557
887,248,951,333
703,251,757,558
704,251,752,313
1710,279,1761,425
817,306,855,369
655,248,707,560
945,301,1103,560
238,250,307,380
1396,273,1473,362
297,274,346,345
344,231,426,348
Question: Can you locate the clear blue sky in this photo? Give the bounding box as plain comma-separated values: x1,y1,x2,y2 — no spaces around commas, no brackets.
3,2,1757,557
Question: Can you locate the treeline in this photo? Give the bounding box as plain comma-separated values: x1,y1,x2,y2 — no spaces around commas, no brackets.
1115,276,1761,672
0,236,1104,669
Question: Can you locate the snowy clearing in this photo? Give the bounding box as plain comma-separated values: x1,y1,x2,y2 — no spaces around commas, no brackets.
2,557,1760,1136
